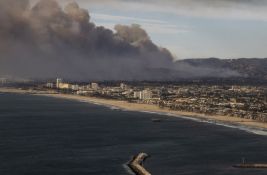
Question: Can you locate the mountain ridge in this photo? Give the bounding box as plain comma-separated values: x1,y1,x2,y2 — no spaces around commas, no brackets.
175,58,267,79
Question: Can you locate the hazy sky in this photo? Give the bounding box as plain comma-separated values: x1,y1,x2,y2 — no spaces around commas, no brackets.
57,0,267,59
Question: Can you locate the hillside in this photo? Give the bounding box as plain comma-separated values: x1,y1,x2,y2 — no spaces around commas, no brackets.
176,58,267,79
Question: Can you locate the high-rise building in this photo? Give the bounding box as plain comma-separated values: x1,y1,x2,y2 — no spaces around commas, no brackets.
56,78,62,88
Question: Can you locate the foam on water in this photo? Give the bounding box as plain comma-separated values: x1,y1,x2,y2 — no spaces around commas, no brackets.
122,163,135,175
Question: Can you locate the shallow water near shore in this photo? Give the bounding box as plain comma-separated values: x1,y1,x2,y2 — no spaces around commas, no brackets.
0,93,267,175
71,95,267,136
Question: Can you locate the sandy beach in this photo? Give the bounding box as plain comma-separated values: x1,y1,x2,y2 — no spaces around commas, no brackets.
1,87,267,130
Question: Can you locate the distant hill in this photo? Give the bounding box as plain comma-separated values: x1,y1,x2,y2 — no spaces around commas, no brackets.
175,58,267,80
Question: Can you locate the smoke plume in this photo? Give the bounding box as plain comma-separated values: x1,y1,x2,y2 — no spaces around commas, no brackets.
0,0,239,81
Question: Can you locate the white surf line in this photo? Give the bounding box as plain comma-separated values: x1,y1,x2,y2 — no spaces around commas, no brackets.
122,162,136,175
137,110,267,137
35,94,267,137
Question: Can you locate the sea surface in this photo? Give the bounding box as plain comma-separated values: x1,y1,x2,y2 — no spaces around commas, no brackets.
0,93,267,175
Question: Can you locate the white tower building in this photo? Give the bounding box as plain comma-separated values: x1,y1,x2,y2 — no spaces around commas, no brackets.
56,78,63,88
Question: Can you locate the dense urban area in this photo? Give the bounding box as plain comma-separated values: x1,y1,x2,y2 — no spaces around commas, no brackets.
1,77,267,123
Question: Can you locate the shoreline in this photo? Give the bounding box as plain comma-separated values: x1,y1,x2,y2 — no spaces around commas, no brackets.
1,87,267,134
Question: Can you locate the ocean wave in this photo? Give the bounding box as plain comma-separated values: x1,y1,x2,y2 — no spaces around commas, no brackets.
201,120,267,136
86,101,124,111
109,106,122,110
78,100,90,103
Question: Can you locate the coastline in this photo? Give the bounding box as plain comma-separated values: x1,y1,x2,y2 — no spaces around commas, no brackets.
1,87,267,133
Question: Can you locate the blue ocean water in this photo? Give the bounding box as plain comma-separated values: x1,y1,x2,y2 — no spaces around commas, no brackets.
0,93,267,175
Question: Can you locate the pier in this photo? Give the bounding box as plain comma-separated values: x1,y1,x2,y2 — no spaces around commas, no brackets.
233,157,267,169
128,153,151,175
233,164,267,169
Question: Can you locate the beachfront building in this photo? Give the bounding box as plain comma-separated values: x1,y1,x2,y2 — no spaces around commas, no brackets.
142,90,153,99
58,83,72,89
120,83,128,90
71,84,79,91
91,83,99,90
134,90,153,100
134,91,140,99
56,78,72,89
46,83,54,88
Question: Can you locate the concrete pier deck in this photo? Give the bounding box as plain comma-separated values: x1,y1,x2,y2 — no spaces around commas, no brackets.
128,153,151,175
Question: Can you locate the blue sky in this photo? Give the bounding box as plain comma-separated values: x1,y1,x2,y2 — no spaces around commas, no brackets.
60,0,267,59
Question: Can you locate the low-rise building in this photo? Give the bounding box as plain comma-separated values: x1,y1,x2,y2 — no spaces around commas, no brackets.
71,84,79,91
120,83,128,90
58,83,71,89
91,83,99,90
46,83,54,88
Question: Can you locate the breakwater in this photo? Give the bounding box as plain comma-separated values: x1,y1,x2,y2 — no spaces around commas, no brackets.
128,153,151,175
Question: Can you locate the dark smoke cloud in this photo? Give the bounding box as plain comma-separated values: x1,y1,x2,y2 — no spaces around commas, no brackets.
0,0,239,81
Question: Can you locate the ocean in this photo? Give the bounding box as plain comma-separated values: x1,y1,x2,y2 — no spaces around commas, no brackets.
0,93,267,175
